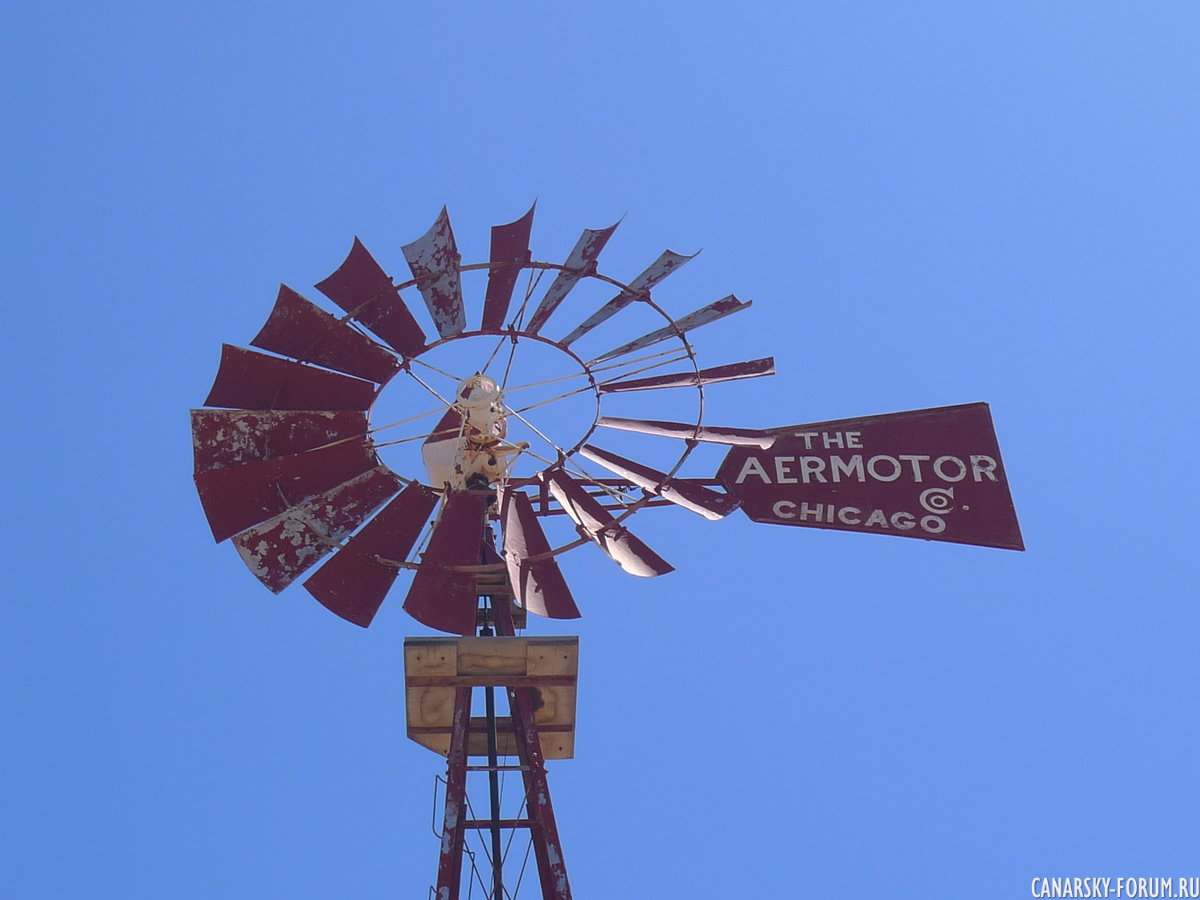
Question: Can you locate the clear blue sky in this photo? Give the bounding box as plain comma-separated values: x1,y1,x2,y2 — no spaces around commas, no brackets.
4,2,1198,897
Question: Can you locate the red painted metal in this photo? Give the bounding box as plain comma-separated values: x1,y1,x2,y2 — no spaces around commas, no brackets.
499,487,580,620
599,356,775,393
204,344,377,411
717,403,1024,550
315,237,427,358
590,294,752,363
434,687,472,898
303,482,438,627
402,207,465,339
578,444,740,521
402,491,488,634
524,221,620,334
481,203,535,330
250,284,400,384
595,416,774,448
190,410,368,474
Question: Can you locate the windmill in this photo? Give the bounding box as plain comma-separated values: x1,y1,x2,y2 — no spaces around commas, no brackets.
191,205,1022,899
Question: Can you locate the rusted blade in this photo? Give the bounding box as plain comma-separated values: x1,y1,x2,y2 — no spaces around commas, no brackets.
250,284,400,384
590,295,752,363
231,466,404,593
403,491,489,634
191,410,368,474
596,416,775,449
540,470,673,577
204,345,377,411
194,439,378,542
304,483,439,628
524,221,620,334
559,249,697,347
480,203,535,331
578,444,740,521
315,237,427,358
402,207,465,339
599,356,775,393
499,488,580,619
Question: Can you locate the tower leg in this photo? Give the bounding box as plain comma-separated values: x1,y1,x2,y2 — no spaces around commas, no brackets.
435,686,472,900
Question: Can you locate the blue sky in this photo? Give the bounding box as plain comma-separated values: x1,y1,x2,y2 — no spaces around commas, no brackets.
4,2,1198,897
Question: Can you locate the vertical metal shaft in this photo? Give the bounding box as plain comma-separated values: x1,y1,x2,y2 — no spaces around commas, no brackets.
484,684,504,899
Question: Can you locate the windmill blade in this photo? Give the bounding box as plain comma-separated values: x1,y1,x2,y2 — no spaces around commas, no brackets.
590,295,752,363
194,439,378,542
600,356,775,394
524,221,620,334
540,470,673,577
499,487,580,620
596,416,775,449
232,466,404,593
480,203,535,330
191,410,368,474
559,249,697,348
304,483,439,628
250,284,400,384
204,344,377,411
315,237,427,358
403,491,489,635
402,207,465,339
578,444,740,521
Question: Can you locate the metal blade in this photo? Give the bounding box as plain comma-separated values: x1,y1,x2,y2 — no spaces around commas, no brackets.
232,466,404,593
315,237,427,358
524,221,620,334
596,416,775,449
499,488,580,619
304,483,439,628
402,207,465,339
559,249,697,347
402,491,489,634
599,356,775,393
194,438,378,543
578,444,740,521
480,203,535,331
540,470,673,577
203,344,377,411
250,284,400,383
191,410,368,474
590,295,751,363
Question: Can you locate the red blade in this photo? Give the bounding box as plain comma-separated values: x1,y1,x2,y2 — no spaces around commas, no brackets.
596,416,775,449
191,410,367,474
250,284,400,384
402,207,465,339
231,466,404,593
499,488,580,619
315,237,427,358
578,444,740,521
402,491,488,634
540,470,673,577
599,356,775,393
524,221,620,334
480,203,535,331
559,249,697,347
304,483,439,628
590,295,752,363
203,344,377,411
194,439,378,542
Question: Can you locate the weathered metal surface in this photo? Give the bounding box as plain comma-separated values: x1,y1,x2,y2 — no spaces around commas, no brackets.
524,221,620,334
402,207,465,339
480,203,535,330
403,491,489,634
250,284,400,384
435,687,472,898
578,444,740,521
717,403,1024,550
304,482,439,627
315,237,427,358
596,415,775,448
599,356,775,393
194,439,379,543
590,294,752,363
231,466,404,592
559,249,697,347
499,488,580,620
540,470,673,577
190,409,367,474
203,344,377,411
